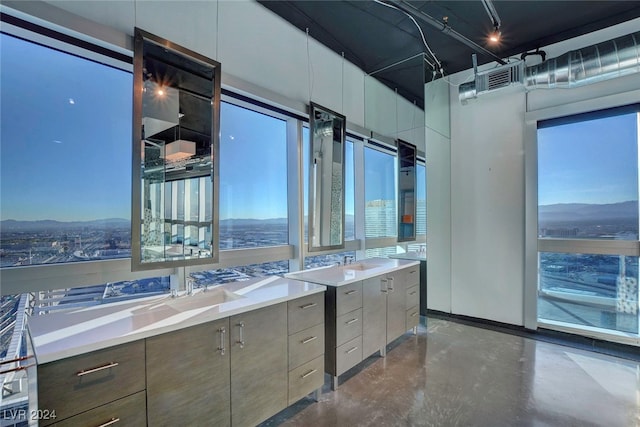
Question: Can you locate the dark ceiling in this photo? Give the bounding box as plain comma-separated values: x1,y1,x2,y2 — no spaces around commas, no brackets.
258,0,640,107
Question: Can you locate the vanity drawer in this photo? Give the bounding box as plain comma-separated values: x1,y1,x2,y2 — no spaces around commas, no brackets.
336,308,362,347
288,355,324,405
288,292,324,334
336,282,362,316
38,340,145,426
406,285,419,307
405,266,420,287
335,336,363,376
406,305,420,330
50,390,146,427
288,323,325,370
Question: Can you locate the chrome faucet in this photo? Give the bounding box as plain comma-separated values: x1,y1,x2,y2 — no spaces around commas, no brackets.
343,255,355,265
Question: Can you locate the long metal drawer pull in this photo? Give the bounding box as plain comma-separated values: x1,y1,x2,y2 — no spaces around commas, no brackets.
345,318,358,325
301,336,318,344
380,279,388,293
96,418,120,427
346,346,358,354
237,322,245,349
409,291,417,296
345,289,358,295
218,326,226,355
410,312,418,317
300,302,317,310
301,369,317,379
387,277,395,292
410,270,417,274
77,362,119,377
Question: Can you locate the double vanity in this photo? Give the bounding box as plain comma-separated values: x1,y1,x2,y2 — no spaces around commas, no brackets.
28,257,420,426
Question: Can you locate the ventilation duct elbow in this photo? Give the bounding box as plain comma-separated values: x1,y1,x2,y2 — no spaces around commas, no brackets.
525,32,640,89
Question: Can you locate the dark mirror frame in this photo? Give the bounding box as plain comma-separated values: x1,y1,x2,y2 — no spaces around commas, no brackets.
308,102,346,253
397,139,417,242
131,28,221,271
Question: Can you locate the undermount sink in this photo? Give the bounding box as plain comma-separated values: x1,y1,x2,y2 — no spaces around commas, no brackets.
151,286,244,312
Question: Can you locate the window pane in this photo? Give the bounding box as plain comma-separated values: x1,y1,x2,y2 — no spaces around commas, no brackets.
189,261,289,285
538,111,639,240
366,246,402,258
219,103,288,249
0,34,132,267
305,251,356,269
365,147,397,237
538,252,638,334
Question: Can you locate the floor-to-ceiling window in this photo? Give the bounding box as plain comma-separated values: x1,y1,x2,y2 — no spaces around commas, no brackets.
537,104,640,336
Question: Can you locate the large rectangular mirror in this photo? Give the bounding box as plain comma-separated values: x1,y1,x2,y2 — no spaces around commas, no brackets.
308,102,346,252
132,28,221,271
397,139,417,242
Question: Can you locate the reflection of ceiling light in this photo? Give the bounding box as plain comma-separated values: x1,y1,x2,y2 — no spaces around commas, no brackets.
156,88,165,97
164,139,196,161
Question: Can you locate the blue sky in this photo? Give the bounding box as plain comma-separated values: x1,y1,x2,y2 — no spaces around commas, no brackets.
1,33,132,221
538,112,639,206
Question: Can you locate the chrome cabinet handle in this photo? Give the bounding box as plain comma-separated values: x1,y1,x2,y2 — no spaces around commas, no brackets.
77,362,119,377
345,289,358,295
345,318,358,325
218,326,226,355
409,291,417,296
346,346,358,354
380,278,388,293
97,418,120,427
410,312,418,317
387,277,395,292
301,369,317,379
300,302,317,309
301,336,318,344
237,322,245,349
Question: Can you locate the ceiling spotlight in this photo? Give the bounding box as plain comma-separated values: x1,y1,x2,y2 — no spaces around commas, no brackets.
489,25,501,43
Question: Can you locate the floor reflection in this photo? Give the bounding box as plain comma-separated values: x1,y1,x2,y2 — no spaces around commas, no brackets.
263,317,640,427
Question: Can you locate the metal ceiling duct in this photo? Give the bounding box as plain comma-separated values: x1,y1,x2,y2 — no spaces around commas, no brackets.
459,31,640,102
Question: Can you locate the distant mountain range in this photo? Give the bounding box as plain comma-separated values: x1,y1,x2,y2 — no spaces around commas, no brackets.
0,218,131,231
539,201,638,223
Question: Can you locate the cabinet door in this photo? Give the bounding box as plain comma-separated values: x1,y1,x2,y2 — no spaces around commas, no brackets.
362,276,387,358
386,270,407,344
146,318,231,427
230,302,288,427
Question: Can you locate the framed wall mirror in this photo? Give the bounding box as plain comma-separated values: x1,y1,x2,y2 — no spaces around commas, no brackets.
397,139,417,242
132,28,221,271
308,102,346,252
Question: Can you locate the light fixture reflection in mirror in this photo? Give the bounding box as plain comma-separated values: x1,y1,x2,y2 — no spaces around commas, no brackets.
397,139,417,242
308,102,346,252
132,28,221,271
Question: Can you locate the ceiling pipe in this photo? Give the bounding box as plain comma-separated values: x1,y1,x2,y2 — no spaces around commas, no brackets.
458,31,640,102
387,0,507,67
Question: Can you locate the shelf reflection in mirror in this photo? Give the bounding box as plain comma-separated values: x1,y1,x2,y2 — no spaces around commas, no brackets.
132,28,221,271
308,102,346,252
397,139,417,242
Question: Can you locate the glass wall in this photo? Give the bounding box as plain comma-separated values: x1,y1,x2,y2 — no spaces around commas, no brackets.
219,102,288,249
0,33,132,268
537,105,640,335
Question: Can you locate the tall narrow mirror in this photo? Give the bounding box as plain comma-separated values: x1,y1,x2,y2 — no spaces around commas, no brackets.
132,28,221,271
397,139,417,242
308,102,346,252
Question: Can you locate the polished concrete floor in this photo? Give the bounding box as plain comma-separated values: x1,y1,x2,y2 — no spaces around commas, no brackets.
264,317,640,427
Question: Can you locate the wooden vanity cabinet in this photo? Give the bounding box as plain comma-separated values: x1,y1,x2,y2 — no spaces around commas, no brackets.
230,302,288,427
37,340,146,426
146,318,231,427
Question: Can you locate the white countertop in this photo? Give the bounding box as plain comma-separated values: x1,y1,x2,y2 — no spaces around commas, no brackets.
389,252,427,261
285,257,420,287
28,276,325,364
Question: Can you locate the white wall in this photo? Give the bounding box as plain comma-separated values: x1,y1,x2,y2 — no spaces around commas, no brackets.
435,18,640,327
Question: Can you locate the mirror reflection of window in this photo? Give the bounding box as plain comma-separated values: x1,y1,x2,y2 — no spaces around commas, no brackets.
133,28,221,270
397,140,417,242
